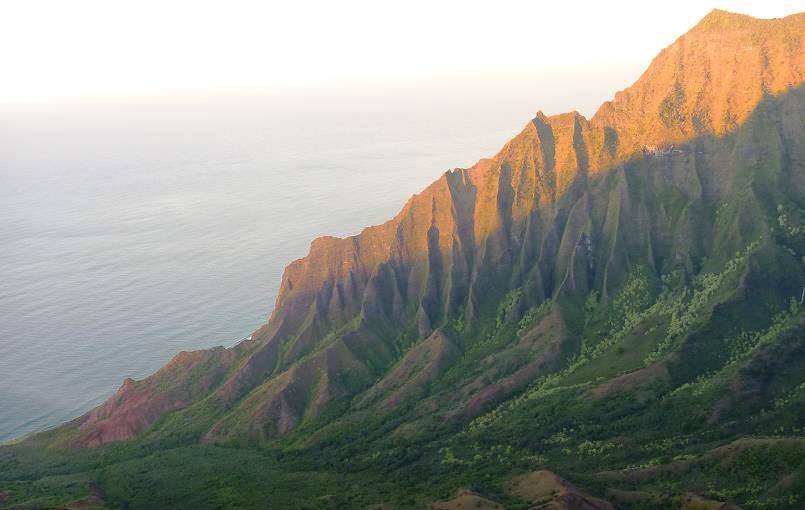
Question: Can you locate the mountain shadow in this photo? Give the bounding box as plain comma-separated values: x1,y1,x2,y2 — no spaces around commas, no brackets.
1,9,804,510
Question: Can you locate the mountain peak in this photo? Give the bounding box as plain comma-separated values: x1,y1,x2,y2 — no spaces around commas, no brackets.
697,8,756,26
7,10,805,509
592,9,804,154
694,8,804,29
54,11,805,450
25,7,805,480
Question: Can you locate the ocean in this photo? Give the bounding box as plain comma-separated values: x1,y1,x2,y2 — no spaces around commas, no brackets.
0,72,627,442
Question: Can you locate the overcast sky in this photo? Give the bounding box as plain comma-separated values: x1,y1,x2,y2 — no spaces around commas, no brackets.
2,0,803,103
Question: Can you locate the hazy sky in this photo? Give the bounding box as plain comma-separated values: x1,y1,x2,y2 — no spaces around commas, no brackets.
2,0,803,103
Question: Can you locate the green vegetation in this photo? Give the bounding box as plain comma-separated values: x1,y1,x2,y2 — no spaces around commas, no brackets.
3,234,803,509
2,13,805,509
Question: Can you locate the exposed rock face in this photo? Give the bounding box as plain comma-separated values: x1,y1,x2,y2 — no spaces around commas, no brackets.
71,347,237,447
594,10,804,150
52,10,805,448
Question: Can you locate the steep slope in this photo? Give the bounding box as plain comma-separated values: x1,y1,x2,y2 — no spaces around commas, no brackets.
6,10,805,510
37,11,805,446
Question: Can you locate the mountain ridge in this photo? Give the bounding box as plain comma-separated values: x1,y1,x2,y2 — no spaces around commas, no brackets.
3,9,805,510
52,8,804,449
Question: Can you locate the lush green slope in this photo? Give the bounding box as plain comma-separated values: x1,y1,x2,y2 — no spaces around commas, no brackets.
2,10,804,510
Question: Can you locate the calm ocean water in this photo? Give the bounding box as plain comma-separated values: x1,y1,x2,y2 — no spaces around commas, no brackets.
0,73,626,442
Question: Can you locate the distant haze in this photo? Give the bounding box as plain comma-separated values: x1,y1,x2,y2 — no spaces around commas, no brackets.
1,0,803,445
0,72,634,441
2,0,803,103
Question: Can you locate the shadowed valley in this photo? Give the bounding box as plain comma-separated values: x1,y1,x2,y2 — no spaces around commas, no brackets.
2,9,805,510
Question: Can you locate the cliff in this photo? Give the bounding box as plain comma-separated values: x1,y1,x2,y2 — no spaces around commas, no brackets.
42,9,805,449
5,10,805,510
